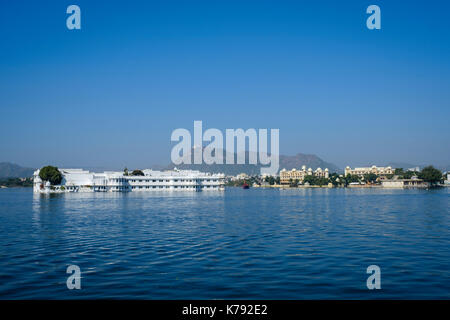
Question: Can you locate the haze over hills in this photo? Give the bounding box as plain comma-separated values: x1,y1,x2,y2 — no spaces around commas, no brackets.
0,162,35,178
166,150,340,175
279,153,339,172
1,157,448,179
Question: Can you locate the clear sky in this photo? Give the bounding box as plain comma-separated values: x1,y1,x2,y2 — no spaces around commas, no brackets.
0,0,449,170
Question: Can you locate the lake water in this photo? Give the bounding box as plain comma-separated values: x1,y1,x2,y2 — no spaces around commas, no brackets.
0,187,449,299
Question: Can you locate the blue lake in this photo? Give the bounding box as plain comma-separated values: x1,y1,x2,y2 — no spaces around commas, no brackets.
0,187,449,299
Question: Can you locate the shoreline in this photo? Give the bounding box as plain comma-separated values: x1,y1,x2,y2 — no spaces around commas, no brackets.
252,184,382,189
250,184,447,189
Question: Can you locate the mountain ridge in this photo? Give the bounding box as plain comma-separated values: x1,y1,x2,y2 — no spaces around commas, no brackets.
0,162,36,178
166,151,340,175
2,158,447,179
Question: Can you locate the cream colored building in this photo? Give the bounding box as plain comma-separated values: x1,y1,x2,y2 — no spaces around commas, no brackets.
234,173,249,180
382,178,429,188
280,166,329,185
345,165,394,177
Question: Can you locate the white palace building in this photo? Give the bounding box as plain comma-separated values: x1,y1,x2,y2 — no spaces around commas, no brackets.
344,165,394,177
33,168,225,193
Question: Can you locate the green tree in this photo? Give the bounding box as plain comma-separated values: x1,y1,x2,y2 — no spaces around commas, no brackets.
131,169,144,176
394,168,404,175
402,170,418,179
39,166,62,185
363,173,378,183
124,167,129,176
303,175,316,185
318,177,330,186
345,174,360,184
418,166,442,184
266,176,275,185
329,173,340,186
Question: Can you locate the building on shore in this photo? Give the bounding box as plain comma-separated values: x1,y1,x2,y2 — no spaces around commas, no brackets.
280,166,329,185
33,168,225,193
345,165,394,177
233,173,250,181
382,177,429,188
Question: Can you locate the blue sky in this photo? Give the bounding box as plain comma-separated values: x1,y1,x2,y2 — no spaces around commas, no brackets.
0,0,449,169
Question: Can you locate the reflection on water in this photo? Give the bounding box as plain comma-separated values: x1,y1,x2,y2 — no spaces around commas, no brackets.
1,187,449,299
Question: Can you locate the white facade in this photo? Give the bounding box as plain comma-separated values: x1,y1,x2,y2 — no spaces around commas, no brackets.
234,173,249,180
33,168,225,193
280,166,329,184
382,178,429,188
345,165,394,177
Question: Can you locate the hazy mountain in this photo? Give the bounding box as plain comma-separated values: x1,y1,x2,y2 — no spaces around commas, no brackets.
385,162,449,172
279,153,339,172
166,150,339,175
5,159,445,179
0,162,35,178
147,164,168,171
385,162,420,169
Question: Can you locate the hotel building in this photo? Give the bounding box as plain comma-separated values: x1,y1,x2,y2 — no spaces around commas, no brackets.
344,165,394,177
33,168,225,193
382,178,429,188
280,166,329,185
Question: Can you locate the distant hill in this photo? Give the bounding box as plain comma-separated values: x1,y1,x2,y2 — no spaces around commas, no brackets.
166,150,339,175
385,162,420,170
279,153,339,172
385,162,450,172
0,162,35,178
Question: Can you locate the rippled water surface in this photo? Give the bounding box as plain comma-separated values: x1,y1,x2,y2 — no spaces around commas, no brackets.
0,187,449,299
